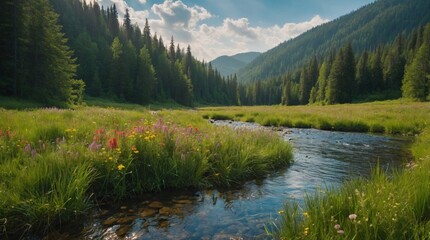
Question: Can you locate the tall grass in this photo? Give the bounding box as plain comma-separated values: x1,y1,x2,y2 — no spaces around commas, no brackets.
200,100,428,134
0,106,292,237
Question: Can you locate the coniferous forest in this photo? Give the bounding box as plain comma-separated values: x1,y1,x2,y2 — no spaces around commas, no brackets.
238,24,430,105
0,0,238,107
0,0,429,107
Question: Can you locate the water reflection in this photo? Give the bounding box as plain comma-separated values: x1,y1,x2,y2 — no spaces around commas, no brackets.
71,121,412,239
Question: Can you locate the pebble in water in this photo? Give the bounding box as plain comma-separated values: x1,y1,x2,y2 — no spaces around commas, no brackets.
116,216,136,224
148,201,164,209
140,208,157,218
159,207,173,216
102,217,118,226
116,225,131,237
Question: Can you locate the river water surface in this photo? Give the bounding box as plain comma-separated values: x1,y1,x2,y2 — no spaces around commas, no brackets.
76,121,412,239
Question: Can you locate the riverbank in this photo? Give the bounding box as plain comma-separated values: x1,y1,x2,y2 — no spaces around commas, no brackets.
1,100,428,239
220,103,429,239
0,107,292,238
201,100,427,135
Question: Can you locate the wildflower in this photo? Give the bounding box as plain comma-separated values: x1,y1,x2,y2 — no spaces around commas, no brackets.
117,164,125,171
131,145,139,154
334,224,341,230
303,212,309,217
108,138,118,149
31,149,37,158
337,230,344,235
24,143,31,153
304,227,309,236
278,210,285,214
349,213,357,221
89,141,102,151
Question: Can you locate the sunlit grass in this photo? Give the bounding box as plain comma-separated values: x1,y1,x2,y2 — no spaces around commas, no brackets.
200,100,429,134
0,106,292,237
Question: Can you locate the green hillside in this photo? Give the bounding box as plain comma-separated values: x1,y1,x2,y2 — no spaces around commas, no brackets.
211,52,260,77
238,0,430,82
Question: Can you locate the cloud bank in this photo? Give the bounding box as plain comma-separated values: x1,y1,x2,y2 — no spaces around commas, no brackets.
86,0,328,61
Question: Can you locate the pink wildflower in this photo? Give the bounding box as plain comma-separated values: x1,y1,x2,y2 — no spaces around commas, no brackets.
24,143,31,153
349,214,357,221
89,141,102,151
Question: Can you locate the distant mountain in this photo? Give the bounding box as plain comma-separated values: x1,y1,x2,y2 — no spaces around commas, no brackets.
238,0,430,82
211,52,261,77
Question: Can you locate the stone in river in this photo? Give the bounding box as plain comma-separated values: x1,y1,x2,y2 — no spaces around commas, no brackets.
158,220,169,228
140,208,157,218
148,201,164,209
159,207,173,216
102,216,118,226
116,216,136,224
116,225,130,237
173,199,193,204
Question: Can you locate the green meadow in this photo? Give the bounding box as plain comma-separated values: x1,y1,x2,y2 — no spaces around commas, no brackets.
0,104,292,237
1,100,430,239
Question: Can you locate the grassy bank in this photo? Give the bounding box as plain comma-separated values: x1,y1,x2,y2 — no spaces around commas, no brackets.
0,107,292,237
201,100,428,134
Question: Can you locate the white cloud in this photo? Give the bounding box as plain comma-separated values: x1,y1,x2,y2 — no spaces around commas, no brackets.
138,0,146,4
85,0,328,61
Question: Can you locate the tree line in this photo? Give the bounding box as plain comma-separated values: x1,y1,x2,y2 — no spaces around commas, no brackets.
1,0,429,107
0,0,239,106
239,23,430,106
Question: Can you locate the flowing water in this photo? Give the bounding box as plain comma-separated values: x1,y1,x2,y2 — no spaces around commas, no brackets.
68,121,412,239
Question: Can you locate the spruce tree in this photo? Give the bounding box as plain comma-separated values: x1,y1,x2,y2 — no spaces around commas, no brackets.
143,19,152,51
21,0,82,105
402,42,430,101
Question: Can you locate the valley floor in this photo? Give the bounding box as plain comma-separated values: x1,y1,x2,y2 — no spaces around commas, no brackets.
0,99,429,239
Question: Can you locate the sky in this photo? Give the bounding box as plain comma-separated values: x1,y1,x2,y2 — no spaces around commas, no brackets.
90,0,374,61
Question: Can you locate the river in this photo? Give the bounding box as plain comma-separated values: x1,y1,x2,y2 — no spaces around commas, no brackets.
70,121,412,239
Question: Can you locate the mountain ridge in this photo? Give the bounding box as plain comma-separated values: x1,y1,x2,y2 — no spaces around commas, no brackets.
211,52,261,77
238,0,430,82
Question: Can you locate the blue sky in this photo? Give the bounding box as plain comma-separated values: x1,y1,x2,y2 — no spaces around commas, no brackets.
94,0,374,60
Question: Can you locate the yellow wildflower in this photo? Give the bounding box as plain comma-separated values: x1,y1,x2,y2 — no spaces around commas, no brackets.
303,212,309,217
304,227,309,236
278,210,285,214
117,164,125,171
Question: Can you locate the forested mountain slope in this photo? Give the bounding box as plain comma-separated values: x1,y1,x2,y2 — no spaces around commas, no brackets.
211,52,260,77
238,0,430,82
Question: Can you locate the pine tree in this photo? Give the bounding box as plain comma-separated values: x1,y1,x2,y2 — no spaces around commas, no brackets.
402,29,430,101
383,35,405,91
134,47,155,104
315,61,330,103
298,67,310,104
143,18,151,51
0,0,20,96
123,8,133,41
21,0,82,105
356,51,371,95
326,49,343,104
370,48,384,92
169,36,175,63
